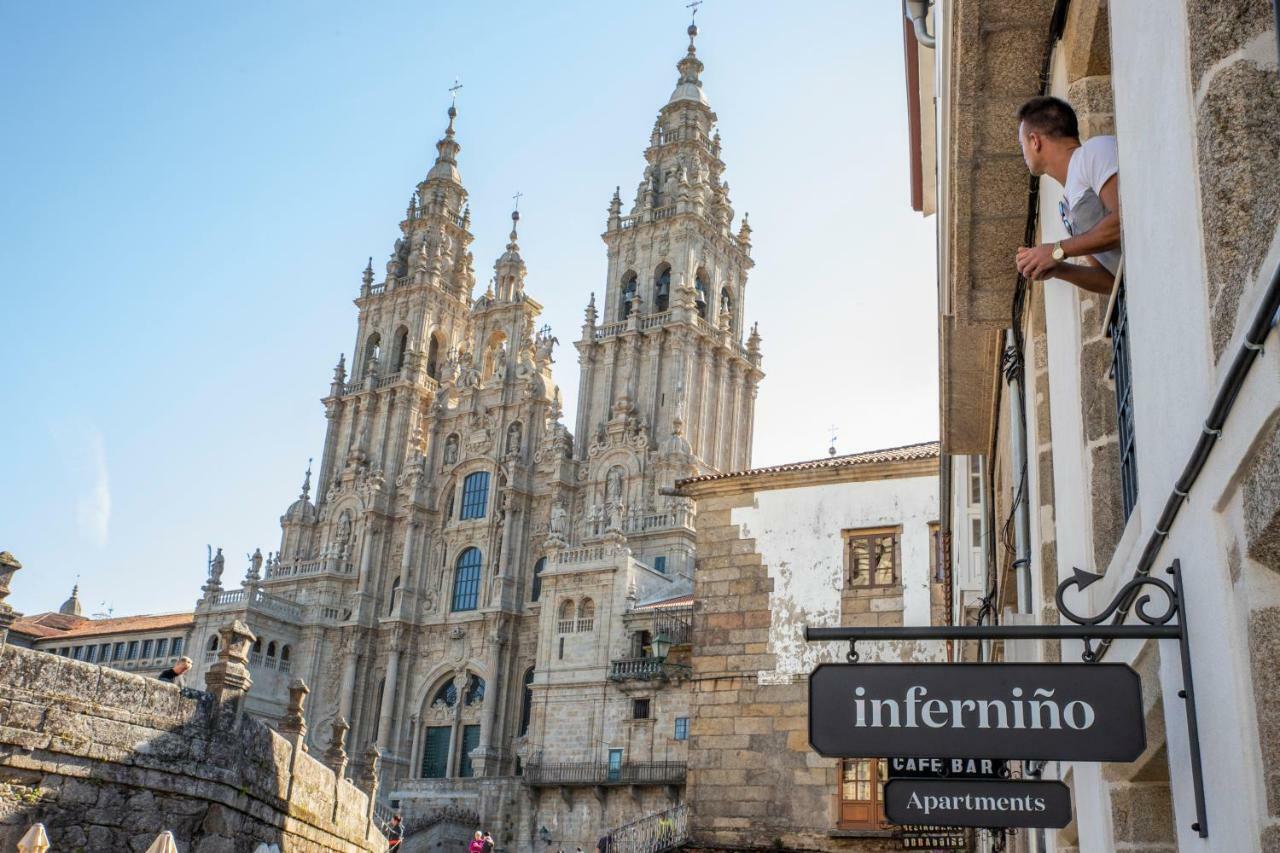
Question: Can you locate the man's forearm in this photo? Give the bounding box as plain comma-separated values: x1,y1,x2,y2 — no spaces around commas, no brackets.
1051,262,1115,295
1063,211,1121,258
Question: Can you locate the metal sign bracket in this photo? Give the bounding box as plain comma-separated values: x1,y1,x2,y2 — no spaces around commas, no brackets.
804,559,1207,838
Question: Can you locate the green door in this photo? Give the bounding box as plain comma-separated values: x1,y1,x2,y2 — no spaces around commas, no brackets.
421,726,451,778
458,724,481,778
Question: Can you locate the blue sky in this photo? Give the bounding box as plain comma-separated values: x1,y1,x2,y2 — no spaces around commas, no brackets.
0,1,937,617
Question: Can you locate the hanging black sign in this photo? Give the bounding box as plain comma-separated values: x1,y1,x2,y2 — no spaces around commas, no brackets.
809,662,1145,762
884,779,1073,829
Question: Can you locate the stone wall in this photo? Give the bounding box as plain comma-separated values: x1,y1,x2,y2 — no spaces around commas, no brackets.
684,491,900,853
0,644,384,852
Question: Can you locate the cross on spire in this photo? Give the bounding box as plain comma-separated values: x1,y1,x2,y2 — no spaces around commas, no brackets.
827,425,839,457
686,0,702,23
512,190,523,212
449,77,463,105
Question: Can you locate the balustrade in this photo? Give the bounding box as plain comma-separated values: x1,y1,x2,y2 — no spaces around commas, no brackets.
523,760,685,787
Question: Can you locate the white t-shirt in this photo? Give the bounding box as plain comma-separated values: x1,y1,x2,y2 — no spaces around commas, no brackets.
1062,135,1120,274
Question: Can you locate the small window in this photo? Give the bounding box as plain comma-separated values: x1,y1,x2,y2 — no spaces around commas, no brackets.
266,641,277,658
531,557,546,603
464,674,486,706
845,528,900,588
281,645,291,661
207,635,219,652
838,758,888,830
141,639,153,659
125,641,138,660
558,599,576,633
72,646,84,660
171,637,184,656
114,642,126,660
674,717,689,741
607,748,624,782
460,471,490,520
968,456,982,505
558,637,565,660
99,643,111,662
154,638,167,659
1108,281,1139,519
577,598,595,632
452,547,483,611
653,555,667,574
633,698,651,720
519,668,535,737
85,645,97,663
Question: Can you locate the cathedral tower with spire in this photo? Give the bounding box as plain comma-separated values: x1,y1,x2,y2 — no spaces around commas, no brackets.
187,20,761,849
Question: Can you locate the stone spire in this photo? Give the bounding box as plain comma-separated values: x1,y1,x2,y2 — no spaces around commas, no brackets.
59,584,82,617
669,21,707,105
426,104,463,186
493,207,527,301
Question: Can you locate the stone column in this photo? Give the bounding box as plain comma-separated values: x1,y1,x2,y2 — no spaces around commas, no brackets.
280,678,310,801
326,715,350,780
472,623,508,776
338,636,360,722
377,635,402,752
408,714,422,778
357,520,378,594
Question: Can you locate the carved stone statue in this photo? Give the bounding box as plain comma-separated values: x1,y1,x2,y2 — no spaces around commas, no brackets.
549,501,568,538
443,434,460,465
606,466,625,503
209,547,225,585
246,548,263,583
506,422,522,456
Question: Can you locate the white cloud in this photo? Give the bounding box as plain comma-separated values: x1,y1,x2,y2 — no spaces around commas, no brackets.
75,429,111,548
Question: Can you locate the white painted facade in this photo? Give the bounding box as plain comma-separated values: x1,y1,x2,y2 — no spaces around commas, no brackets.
731,467,942,681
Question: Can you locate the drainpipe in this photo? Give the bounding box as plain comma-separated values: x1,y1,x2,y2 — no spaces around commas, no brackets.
1004,330,1034,615
903,0,936,48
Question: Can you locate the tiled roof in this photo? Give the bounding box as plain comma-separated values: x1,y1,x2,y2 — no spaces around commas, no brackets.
12,611,193,642
677,440,940,486
633,593,694,611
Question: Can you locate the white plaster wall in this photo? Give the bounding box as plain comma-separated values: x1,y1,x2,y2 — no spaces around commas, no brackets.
729,473,940,682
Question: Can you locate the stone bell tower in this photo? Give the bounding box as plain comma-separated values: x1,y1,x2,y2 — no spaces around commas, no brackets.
575,20,763,482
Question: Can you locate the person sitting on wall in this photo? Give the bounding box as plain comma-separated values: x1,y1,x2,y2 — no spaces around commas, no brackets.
386,814,403,849
158,656,192,685
1014,95,1122,295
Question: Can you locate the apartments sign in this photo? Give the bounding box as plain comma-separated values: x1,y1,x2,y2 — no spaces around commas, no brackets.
884,779,1073,829
809,663,1145,762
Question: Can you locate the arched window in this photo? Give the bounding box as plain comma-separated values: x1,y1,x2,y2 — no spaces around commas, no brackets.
531,557,547,603
363,332,382,375
694,270,709,319
620,272,638,320
719,287,733,329
208,634,220,652
655,265,671,312
464,673,486,706
519,668,535,736
252,638,262,653
451,547,483,611
266,642,276,658
460,471,490,520
432,680,458,707
427,332,444,379
281,645,291,661
558,599,576,633
393,325,409,371
388,576,401,616
578,598,596,632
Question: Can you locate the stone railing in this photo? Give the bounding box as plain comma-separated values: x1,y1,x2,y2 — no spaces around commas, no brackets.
523,760,686,787
610,803,690,853
594,320,627,341
0,641,386,850
652,205,676,221
581,507,694,541
554,545,612,566
206,587,304,622
639,311,672,330
268,556,354,579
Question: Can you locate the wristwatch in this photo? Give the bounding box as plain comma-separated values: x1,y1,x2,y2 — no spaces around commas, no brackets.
1051,241,1066,262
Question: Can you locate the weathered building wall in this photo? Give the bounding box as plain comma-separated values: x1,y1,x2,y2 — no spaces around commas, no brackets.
679,447,942,852
0,644,383,852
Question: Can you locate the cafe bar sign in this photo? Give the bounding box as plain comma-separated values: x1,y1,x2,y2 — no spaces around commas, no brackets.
809,662,1146,762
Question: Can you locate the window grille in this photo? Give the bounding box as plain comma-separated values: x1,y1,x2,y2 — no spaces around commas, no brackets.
460,471,490,520
1107,280,1139,519
421,726,451,778
458,725,481,778
633,698,651,720
452,548,482,611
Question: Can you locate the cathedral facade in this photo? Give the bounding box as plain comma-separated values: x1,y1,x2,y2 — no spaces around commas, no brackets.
188,21,762,849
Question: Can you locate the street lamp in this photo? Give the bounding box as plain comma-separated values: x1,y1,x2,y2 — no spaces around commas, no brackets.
651,632,672,663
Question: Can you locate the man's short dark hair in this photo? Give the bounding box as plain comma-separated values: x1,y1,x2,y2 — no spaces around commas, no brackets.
1017,96,1079,139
